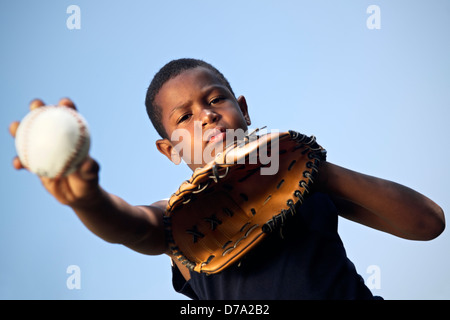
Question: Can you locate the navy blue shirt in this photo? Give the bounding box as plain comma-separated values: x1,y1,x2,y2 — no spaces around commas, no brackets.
171,192,375,300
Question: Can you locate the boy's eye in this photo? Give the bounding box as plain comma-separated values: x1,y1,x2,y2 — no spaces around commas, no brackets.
209,96,225,105
177,113,192,124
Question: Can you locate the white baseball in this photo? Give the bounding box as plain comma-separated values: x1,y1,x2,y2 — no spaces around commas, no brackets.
15,106,91,178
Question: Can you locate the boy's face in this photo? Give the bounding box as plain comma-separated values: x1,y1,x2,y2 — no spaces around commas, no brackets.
155,67,251,170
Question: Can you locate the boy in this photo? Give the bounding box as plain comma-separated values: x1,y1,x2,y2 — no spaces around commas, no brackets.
10,58,445,299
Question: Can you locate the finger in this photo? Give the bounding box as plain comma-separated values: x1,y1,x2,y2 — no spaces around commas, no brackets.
29,98,45,111
9,121,20,137
77,156,100,182
12,156,25,170
58,97,76,110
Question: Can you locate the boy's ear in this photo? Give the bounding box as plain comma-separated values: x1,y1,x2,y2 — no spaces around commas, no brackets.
237,95,251,126
156,138,181,165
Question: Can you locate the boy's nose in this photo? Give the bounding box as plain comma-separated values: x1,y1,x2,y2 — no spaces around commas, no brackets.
201,109,219,127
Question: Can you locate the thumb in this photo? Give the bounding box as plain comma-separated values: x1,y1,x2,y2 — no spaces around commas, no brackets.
77,156,100,183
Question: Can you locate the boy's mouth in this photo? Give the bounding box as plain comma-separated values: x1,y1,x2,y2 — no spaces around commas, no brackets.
206,128,226,144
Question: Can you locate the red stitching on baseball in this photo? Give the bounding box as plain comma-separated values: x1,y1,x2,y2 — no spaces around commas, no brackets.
55,107,88,178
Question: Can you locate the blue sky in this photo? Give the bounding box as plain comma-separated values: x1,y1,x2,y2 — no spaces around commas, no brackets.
1,0,449,299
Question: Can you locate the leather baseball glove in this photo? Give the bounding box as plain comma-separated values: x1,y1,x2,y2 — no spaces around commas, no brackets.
164,129,326,274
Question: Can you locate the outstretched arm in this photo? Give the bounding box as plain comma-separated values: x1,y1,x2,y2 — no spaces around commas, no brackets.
10,98,168,255
68,182,167,255
317,161,445,240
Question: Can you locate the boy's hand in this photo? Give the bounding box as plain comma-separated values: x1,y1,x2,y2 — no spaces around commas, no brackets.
9,98,101,207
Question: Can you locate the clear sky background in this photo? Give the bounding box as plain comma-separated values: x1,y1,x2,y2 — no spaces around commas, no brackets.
1,0,449,300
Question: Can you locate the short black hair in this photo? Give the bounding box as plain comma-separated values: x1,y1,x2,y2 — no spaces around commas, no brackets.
145,58,235,139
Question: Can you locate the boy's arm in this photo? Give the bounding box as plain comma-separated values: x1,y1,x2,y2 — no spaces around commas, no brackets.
10,99,167,256
66,171,167,255
318,161,445,240
44,159,167,255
